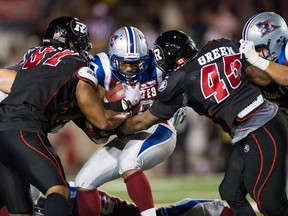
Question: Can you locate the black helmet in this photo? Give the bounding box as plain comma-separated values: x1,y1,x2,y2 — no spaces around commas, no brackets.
153,30,198,74
43,16,92,61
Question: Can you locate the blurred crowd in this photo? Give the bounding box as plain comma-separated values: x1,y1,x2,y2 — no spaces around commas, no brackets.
0,0,287,175
1,0,287,66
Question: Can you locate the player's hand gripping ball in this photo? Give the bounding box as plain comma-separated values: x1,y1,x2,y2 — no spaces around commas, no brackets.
122,82,142,106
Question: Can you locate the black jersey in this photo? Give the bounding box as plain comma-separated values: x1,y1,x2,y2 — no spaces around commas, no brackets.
260,83,288,119
150,38,265,134
0,46,97,134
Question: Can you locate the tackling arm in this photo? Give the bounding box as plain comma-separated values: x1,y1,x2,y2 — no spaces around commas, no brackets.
245,65,273,86
120,109,163,134
76,80,131,130
263,61,288,86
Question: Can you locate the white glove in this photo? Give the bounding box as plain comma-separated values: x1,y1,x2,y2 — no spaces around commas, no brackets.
122,82,142,107
239,39,269,71
169,107,186,127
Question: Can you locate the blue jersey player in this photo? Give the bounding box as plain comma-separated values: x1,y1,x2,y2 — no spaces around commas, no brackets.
74,26,177,216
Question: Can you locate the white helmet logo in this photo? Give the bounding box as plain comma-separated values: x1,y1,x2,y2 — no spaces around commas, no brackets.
73,21,87,35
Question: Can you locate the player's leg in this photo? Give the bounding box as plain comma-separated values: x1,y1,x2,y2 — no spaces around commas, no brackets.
244,115,288,215
29,133,70,216
0,165,33,215
0,184,44,216
0,131,36,215
32,182,140,216
81,188,232,216
0,131,70,216
74,138,125,216
99,190,140,216
119,123,176,216
98,190,233,216
219,143,256,216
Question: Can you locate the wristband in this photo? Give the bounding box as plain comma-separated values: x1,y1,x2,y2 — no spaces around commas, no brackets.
253,56,270,71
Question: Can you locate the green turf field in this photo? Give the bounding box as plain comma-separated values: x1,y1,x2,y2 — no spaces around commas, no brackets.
98,173,262,215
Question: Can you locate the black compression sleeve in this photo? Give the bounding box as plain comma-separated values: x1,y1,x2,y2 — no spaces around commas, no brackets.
104,100,125,111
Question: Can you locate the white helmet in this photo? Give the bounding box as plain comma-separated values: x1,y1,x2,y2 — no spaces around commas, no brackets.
108,26,149,83
242,12,288,61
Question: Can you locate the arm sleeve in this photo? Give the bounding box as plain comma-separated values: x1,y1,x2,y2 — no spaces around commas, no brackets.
103,100,126,111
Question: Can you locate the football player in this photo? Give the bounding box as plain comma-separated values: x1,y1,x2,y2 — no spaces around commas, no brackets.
0,17,131,216
119,30,288,215
240,11,288,119
74,26,177,216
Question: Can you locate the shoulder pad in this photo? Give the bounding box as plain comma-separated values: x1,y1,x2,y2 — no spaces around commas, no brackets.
77,66,98,88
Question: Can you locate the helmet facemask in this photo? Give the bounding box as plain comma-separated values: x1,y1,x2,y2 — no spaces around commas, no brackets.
110,54,149,83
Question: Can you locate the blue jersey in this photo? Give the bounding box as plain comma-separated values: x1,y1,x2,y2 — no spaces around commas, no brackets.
90,50,164,113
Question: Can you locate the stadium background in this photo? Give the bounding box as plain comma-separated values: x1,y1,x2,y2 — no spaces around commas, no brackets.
0,0,287,214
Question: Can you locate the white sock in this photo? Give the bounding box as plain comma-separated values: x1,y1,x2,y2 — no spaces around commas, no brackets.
141,207,156,216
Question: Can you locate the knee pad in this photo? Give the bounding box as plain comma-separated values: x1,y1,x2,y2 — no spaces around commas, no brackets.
219,180,237,201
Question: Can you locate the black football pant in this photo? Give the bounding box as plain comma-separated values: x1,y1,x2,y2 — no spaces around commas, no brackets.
219,113,288,216
0,130,68,214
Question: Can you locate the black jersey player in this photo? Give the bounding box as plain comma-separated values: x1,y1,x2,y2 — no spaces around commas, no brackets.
0,17,131,216
120,30,288,216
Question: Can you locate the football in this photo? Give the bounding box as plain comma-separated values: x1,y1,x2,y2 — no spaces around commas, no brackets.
106,82,124,102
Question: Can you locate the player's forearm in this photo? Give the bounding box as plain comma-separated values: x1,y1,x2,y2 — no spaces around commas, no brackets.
120,116,149,134
104,109,132,130
245,66,273,87
120,110,162,134
265,61,288,86
87,110,131,131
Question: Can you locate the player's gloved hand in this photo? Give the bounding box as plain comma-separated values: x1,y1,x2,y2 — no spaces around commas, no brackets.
122,82,142,107
73,117,110,144
169,107,186,127
239,39,269,71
